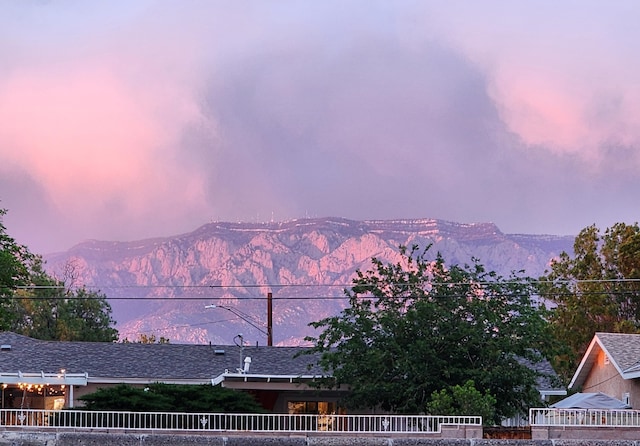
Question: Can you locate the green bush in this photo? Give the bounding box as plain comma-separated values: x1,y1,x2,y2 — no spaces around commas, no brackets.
426,380,496,425
79,383,265,413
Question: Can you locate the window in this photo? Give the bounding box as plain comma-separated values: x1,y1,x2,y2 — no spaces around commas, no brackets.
287,401,340,431
287,401,336,415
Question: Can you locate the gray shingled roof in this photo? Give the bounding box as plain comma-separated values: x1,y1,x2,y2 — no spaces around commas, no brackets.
595,332,640,373
0,332,324,382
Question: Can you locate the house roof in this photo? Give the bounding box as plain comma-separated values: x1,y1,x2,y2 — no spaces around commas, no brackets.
0,332,324,385
570,332,640,389
0,331,565,398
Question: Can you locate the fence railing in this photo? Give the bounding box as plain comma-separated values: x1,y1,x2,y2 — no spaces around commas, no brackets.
0,409,481,434
530,408,640,427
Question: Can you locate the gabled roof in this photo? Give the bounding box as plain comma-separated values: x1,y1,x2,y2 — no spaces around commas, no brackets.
0,332,324,385
518,357,566,399
570,332,640,389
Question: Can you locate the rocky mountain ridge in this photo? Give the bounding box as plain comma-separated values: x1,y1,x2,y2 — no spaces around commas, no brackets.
44,217,574,345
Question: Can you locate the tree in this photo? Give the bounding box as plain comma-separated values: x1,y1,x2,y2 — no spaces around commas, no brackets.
304,245,556,423
0,208,40,329
426,380,496,424
0,208,118,342
540,223,640,382
55,287,118,341
121,334,171,344
13,265,118,342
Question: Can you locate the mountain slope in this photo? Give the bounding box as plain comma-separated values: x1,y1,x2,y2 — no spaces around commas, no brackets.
44,217,574,345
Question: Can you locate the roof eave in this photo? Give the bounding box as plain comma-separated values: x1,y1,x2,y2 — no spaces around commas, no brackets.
569,336,600,389
87,377,212,385
212,373,324,383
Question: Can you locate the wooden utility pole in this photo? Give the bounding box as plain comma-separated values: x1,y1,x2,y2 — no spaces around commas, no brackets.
267,292,273,346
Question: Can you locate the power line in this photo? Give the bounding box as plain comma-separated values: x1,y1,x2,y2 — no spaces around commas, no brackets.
121,317,240,336
5,289,640,301
14,278,640,291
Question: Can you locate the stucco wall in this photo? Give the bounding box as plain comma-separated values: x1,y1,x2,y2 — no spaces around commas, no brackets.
581,349,640,407
533,425,640,440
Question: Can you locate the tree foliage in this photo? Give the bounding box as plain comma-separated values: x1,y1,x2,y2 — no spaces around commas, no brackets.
79,383,265,413
426,380,496,424
305,245,556,423
540,222,640,382
0,208,118,342
122,334,171,344
0,208,40,328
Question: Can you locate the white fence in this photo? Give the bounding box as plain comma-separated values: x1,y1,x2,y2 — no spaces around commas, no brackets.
530,407,640,427
0,409,481,434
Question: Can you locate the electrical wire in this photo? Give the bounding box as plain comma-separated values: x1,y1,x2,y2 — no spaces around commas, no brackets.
5,289,640,301
6,277,640,303
14,278,640,291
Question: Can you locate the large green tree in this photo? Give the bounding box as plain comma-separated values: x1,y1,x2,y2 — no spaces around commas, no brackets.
0,208,118,341
540,222,640,382
305,245,556,423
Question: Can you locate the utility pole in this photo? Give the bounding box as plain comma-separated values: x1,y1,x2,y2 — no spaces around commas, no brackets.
267,292,273,346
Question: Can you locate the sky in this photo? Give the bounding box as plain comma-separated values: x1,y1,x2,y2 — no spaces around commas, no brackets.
1,1,639,255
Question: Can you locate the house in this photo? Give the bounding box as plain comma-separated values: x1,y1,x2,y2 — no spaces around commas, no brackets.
0,331,565,419
500,358,566,426
0,332,346,415
528,358,567,403
569,332,640,408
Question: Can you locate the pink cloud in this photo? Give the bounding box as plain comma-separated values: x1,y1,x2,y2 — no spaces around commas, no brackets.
0,65,208,221
487,67,640,165
411,2,640,166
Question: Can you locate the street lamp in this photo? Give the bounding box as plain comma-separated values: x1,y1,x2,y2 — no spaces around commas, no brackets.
205,304,272,345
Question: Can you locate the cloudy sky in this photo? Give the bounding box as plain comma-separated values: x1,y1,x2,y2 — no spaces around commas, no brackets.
1,1,639,254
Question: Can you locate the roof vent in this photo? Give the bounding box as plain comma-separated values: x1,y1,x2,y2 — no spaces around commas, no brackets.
214,349,225,355
1,345,12,351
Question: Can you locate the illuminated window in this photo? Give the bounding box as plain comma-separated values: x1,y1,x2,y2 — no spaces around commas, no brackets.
287,401,336,415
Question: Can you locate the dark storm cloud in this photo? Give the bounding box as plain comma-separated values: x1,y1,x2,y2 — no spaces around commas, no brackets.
192,37,510,222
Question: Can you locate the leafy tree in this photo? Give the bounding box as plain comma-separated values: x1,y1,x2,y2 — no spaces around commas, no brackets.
79,383,265,413
14,267,117,342
0,207,118,342
55,288,118,341
540,223,640,382
426,380,496,424
0,208,40,329
305,245,556,423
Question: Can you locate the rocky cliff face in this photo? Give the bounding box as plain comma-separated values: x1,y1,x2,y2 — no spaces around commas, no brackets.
44,217,574,345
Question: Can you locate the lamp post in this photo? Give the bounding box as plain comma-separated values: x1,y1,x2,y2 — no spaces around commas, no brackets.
205,304,272,345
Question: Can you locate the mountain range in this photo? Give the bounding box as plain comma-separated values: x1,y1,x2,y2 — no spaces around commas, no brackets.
43,217,575,345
